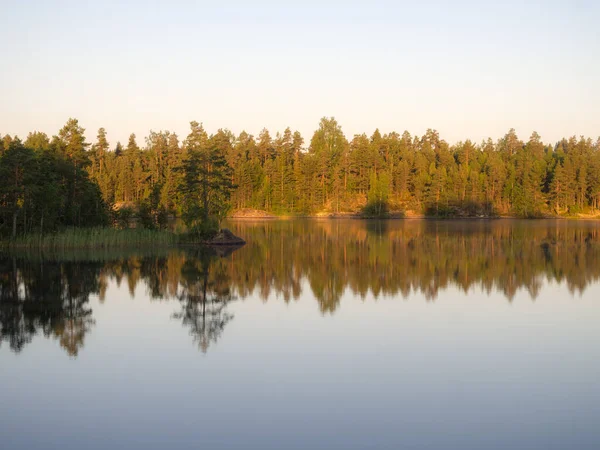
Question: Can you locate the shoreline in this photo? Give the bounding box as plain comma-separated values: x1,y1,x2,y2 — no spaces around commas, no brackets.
229,207,600,220
228,213,599,221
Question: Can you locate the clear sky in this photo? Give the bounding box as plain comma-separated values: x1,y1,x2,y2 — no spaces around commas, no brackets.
1,0,599,147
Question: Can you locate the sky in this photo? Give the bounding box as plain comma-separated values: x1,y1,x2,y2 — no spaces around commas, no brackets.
1,0,599,147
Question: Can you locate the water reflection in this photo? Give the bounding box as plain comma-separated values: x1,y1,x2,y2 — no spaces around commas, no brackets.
174,250,236,353
0,258,99,356
1,219,599,356
226,219,600,310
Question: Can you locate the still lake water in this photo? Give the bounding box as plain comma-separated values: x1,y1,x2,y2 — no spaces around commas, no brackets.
1,219,599,450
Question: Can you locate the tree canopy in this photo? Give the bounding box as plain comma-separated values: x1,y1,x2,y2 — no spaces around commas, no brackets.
2,117,600,237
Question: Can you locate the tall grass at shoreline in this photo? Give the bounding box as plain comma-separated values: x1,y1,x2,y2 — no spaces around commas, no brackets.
3,227,179,250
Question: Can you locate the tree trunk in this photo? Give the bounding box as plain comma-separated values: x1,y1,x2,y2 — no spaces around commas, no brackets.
12,210,18,239
321,172,325,206
40,212,44,247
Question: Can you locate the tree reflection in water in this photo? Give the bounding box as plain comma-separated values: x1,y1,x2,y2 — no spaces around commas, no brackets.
174,248,236,353
2,219,600,356
0,258,98,356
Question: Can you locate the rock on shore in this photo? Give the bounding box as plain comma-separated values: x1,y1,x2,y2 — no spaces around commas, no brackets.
205,228,246,246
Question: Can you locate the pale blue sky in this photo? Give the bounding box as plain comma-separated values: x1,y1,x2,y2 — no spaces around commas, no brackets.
1,0,598,146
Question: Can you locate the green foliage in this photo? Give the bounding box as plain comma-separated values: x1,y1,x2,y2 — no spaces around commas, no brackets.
183,216,220,241
3,118,600,228
363,171,390,217
114,207,134,229
138,201,169,230
362,200,388,218
178,122,234,235
0,130,108,238
138,202,155,229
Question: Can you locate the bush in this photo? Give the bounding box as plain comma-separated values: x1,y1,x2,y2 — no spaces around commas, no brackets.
156,207,169,230
138,202,155,230
138,201,170,230
362,200,389,218
186,216,219,241
114,207,134,229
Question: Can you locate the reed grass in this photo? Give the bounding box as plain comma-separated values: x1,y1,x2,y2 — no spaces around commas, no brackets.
4,227,179,251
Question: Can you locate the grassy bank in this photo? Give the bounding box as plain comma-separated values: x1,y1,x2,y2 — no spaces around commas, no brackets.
3,227,179,251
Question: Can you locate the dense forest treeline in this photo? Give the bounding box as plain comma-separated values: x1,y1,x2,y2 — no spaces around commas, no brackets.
2,117,600,236
2,220,599,355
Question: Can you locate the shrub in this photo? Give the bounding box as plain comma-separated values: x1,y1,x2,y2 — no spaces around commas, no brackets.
185,216,219,241
114,207,134,229
362,200,389,218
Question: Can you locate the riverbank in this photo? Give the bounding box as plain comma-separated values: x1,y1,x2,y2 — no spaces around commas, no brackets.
230,208,411,219
228,208,600,220
229,210,499,220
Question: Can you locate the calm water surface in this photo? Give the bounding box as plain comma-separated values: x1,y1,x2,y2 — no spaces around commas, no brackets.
1,219,599,450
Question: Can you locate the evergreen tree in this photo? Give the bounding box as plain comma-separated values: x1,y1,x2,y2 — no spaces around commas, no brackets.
179,122,234,236
309,117,347,208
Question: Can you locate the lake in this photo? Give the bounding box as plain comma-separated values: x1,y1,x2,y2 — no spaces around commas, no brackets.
1,219,599,450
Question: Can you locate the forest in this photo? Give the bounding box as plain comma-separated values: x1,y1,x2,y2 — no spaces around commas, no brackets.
2,117,600,237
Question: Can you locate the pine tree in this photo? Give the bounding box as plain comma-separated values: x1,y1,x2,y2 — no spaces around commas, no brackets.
309,117,347,208
179,122,234,234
